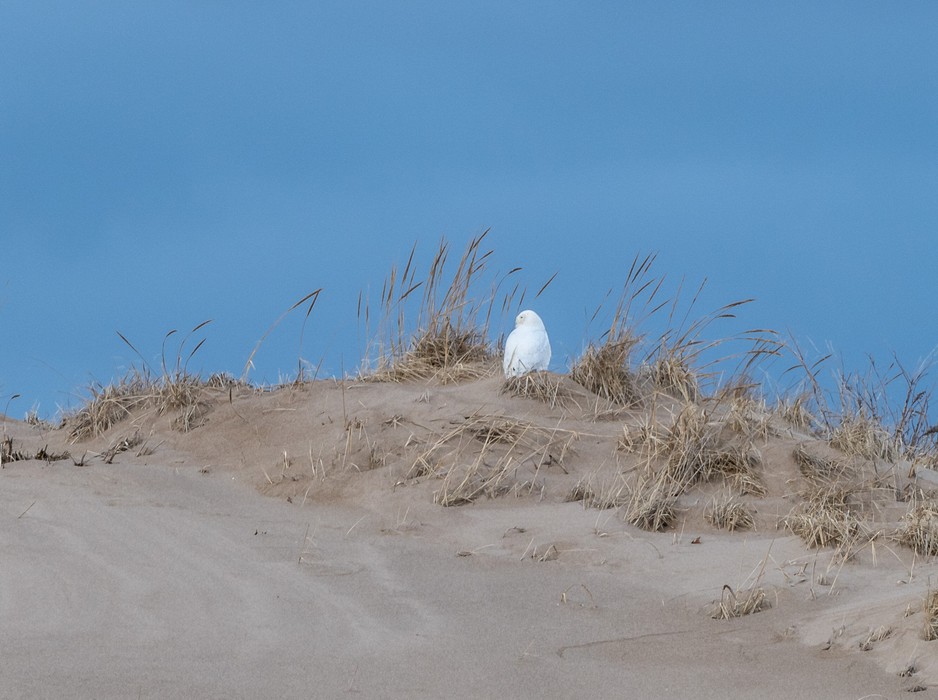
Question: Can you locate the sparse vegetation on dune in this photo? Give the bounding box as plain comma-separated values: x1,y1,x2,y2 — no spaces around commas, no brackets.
23,235,938,569
66,321,221,441
15,233,938,693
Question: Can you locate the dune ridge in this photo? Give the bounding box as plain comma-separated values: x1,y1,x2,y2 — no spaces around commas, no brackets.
3,236,938,698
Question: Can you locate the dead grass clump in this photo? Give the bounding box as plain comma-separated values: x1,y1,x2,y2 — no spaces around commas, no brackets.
102,431,144,464
67,371,213,441
831,414,899,462
381,322,496,384
617,416,667,455
660,404,764,494
624,469,681,531
361,232,514,383
661,403,714,484
923,589,938,641
565,480,594,504
897,501,938,556
466,417,524,444
793,445,852,486
705,444,766,496
726,396,771,441
411,415,575,506
774,393,818,433
711,584,769,619
411,321,491,367
67,371,152,441
170,401,211,432
433,449,516,506
706,492,755,531
570,338,641,407
469,416,575,468
566,473,629,510
501,372,569,409
859,626,893,651
206,372,248,389
155,373,204,412
824,354,937,467
68,321,219,441
648,354,699,403
0,438,71,464
573,253,776,415
784,488,866,548
571,254,658,406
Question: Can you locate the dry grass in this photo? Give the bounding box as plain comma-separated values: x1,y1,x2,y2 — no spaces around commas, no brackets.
827,354,937,464
716,452,767,497
66,371,153,441
407,414,575,506
784,487,866,549
660,403,712,481
566,472,629,510
67,321,220,441
623,467,683,531
241,290,322,384
647,354,699,403
788,341,938,470
0,437,70,464
726,395,771,442
859,625,893,651
661,403,765,494
375,329,497,384
706,492,755,531
433,448,517,506
923,589,938,641
897,501,938,556
571,338,641,406
639,277,777,405
830,414,899,462
610,397,767,531
360,232,519,383
102,431,144,464
793,445,853,486
67,370,214,441
500,372,570,409
617,414,668,458
711,584,769,619
773,393,818,433
570,254,656,406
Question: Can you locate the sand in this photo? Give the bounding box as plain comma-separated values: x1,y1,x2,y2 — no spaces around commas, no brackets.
2,374,936,699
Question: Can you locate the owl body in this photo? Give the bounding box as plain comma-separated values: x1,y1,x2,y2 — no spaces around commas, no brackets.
503,310,551,378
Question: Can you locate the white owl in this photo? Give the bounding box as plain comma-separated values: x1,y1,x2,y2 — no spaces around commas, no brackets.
503,310,551,377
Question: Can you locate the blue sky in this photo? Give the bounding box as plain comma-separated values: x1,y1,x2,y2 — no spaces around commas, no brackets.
2,2,937,419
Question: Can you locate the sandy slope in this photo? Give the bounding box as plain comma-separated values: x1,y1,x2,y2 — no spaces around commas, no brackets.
2,375,937,699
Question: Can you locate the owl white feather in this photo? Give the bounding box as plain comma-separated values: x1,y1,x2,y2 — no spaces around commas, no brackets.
503,310,551,378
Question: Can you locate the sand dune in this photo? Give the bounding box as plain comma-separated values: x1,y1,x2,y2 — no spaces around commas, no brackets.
1,371,937,698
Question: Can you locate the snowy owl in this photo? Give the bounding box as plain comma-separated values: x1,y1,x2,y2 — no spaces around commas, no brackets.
503,310,551,378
